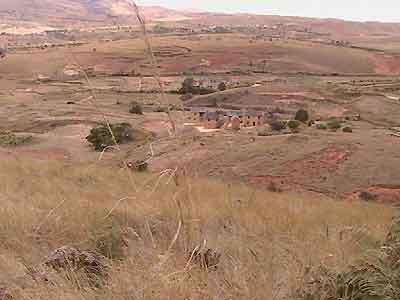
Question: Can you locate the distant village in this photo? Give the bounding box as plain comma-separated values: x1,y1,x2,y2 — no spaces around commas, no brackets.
0,21,351,52
190,107,265,130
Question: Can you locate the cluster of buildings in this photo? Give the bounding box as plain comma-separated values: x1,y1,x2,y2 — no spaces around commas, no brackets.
190,107,265,130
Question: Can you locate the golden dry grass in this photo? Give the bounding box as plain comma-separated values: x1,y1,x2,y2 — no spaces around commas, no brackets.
0,157,394,299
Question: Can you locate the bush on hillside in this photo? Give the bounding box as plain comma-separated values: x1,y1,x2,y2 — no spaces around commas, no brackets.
86,123,135,151
316,123,327,130
218,82,227,91
359,191,377,201
269,120,287,131
178,78,216,95
128,101,143,114
0,131,32,146
327,119,342,131
294,109,309,123
343,126,353,133
287,120,300,130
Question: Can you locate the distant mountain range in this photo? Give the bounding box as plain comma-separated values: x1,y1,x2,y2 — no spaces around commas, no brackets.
1,0,400,39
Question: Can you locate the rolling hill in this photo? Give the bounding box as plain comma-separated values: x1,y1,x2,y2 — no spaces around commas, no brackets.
0,0,191,28
1,0,400,41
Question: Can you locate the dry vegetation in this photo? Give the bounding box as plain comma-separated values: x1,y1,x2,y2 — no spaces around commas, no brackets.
3,2,400,299
0,158,394,299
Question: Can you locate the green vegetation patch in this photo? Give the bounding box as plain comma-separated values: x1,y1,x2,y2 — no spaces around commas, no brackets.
0,131,32,146
86,123,151,151
294,109,310,123
287,120,301,130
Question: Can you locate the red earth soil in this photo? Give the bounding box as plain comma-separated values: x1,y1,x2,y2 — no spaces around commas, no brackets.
371,53,400,75
349,186,400,205
248,145,356,192
282,145,355,183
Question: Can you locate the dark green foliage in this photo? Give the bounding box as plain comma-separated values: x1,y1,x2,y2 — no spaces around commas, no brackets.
327,120,342,131
295,109,310,123
269,120,287,131
178,78,216,95
218,82,227,91
316,123,328,130
287,120,301,130
343,126,353,133
359,191,377,202
86,123,134,151
180,78,195,94
128,101,143,114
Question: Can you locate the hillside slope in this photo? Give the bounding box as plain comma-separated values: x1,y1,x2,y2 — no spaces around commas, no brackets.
0,0,190,27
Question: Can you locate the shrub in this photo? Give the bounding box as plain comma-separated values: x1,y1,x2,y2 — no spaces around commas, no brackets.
294,109,309,123
128,101,143,114
359,191,377,201
267,182,281,193
287,120,300,130
86,123,135,151
0,131,32,146
179,78,195,94
269,120,287,131
343,126,353,133
327,119,342,131
218,82,227,91
316,123,327,130
178,78,216,95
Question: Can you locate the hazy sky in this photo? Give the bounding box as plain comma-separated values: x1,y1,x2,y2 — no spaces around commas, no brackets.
139,0,400,22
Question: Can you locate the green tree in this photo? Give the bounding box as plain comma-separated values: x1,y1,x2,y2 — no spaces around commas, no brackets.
294,109,309,123
179,78,195,94
218,82,227,91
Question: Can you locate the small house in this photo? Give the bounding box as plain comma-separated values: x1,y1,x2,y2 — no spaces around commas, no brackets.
243,111,265,127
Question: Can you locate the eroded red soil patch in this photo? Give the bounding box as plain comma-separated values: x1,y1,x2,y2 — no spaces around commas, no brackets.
282,145,355,182
349,186,400,205
247,145,356,192
371,53,400,75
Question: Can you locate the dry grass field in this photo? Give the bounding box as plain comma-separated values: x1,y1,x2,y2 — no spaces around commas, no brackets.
0,158,394,299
